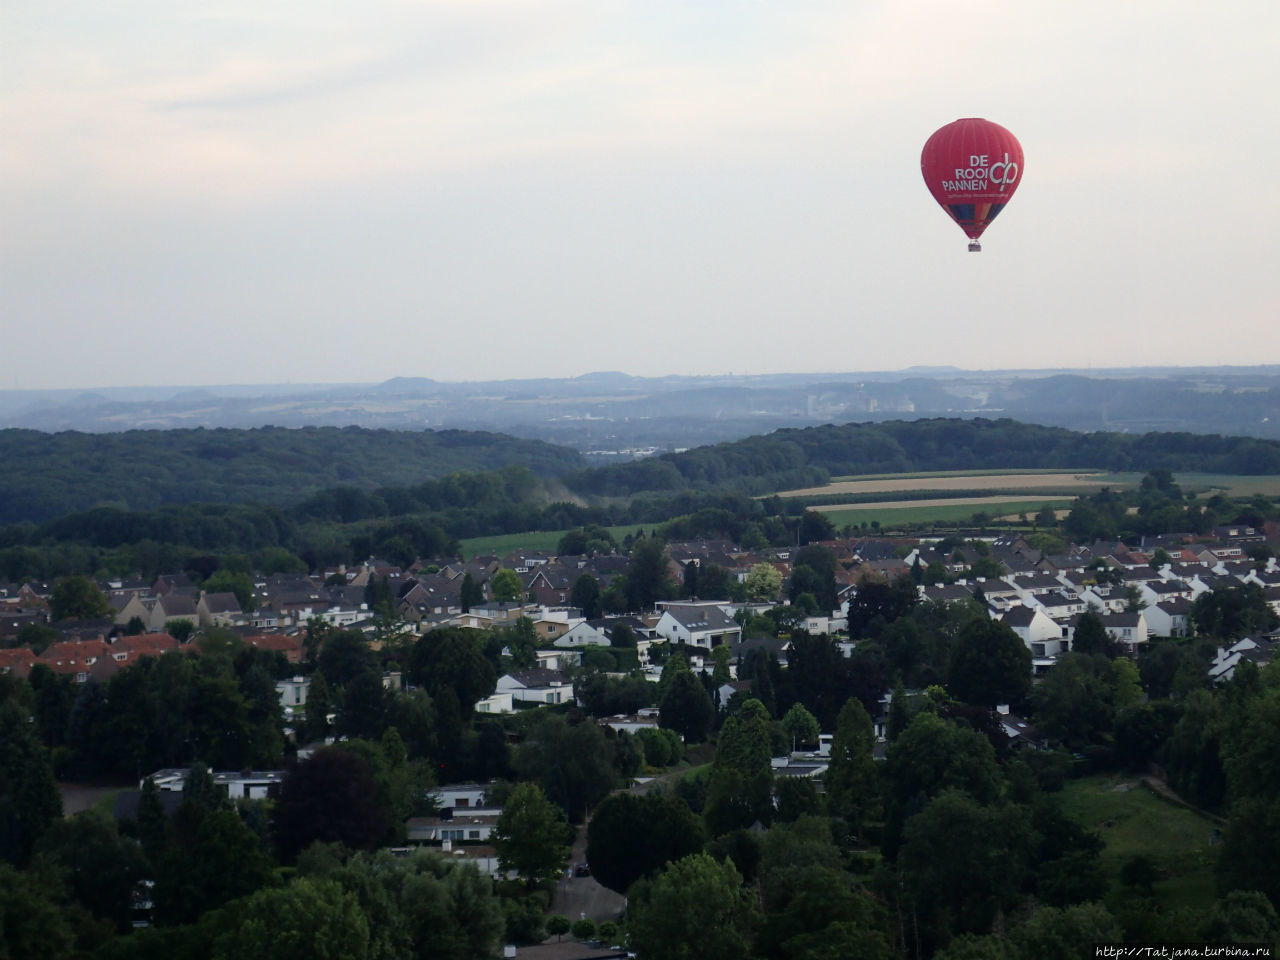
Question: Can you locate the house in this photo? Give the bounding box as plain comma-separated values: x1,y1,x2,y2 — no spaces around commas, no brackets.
1099,612,1150,652
533,649,581,672
406,812,500,844
1000,605,1066,664
495,670,574,705
149,593,198,633
474,691,515,714
113,591,155,627
244,633,304,663
553,620,612,648
276,676,310,709
197,592,243,628
1209,636,1278,683
431,783,492,811
1144,598,1193,638
654,603,742,650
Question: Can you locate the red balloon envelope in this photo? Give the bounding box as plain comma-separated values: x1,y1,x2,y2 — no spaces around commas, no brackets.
921,118,1023,251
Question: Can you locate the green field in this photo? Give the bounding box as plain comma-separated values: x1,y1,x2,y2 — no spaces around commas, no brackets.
460,524,647,559
1059,775,1220,911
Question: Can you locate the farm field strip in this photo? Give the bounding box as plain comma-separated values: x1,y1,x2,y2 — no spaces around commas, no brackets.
773,472,1115,499
810,495,1074,514
816,499,1076,527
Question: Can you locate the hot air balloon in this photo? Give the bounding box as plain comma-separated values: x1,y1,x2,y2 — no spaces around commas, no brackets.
921,118,1023,252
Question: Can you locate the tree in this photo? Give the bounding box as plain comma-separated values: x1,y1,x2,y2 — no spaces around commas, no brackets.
546,915,572,942
570,573,602,619
48,574,111,621
744,563,783,602
898,790,1037,942
887,677,911,742
825,698,877,839
1031,653,1117,749
628,853,758,960
881,712,1002,858
512,715,617,823
947,616,1031,708
201,569,255,611
490,568,524,604
211,876,372,960
626,536,675,610
34,809,147,931
492,782,570,890
1192,583,1279,640
705,699,774,834
0,863,75,960
572,918,597,941
0,701,63,867
1071,610,1116,657
408,628,496,722
459,572,483,613
659,670,716,744
273,747,390,863
781,702,820,751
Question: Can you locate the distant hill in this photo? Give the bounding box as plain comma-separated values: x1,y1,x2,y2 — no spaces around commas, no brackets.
0,426,584,525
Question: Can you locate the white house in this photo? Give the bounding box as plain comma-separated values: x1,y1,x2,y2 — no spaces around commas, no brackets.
1144,598,1193,638
474,691,515,715
553,621,612,648
1001,605,1065,657
431,783,491,810
496,669,574,705
406,812,499,843
654,604,741,650
1100,612,1150,652
276,676,310,709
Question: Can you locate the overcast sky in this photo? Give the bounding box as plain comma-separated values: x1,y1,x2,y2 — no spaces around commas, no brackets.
4,1,1278,390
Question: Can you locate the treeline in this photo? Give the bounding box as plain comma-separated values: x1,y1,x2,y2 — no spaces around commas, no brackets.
0,426,584,525
564,418,1280,497
0,481,798,582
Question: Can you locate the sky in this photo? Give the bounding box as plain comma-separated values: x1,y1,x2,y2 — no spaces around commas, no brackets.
3,1,1279,390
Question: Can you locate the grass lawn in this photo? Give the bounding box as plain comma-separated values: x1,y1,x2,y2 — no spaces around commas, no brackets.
1059,774,1220,912
460,524,646,559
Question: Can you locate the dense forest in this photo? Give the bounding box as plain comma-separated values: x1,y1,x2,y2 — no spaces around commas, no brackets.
0,427,584,525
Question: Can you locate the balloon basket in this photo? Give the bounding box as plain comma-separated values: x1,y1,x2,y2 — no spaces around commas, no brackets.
967,240,982,253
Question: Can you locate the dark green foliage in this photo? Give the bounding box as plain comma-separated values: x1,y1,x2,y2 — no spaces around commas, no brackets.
773,777,823,823
881,712,1001,859
659,670,716,744
273,748,390,863
408,629,495,723
210,876,371,960
898,790,1038,942
512,715,617,823
947,616,1031,708
49,574,112,621
1031,652,1118,749
586,792,706,893
492,782,570,890
34,809,147,931
627,852,758,960
1192,583,1279,640
0,427,582,525
1071,610,1115,657
0,863,76,960
824,698,877,839
0,700,63,867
